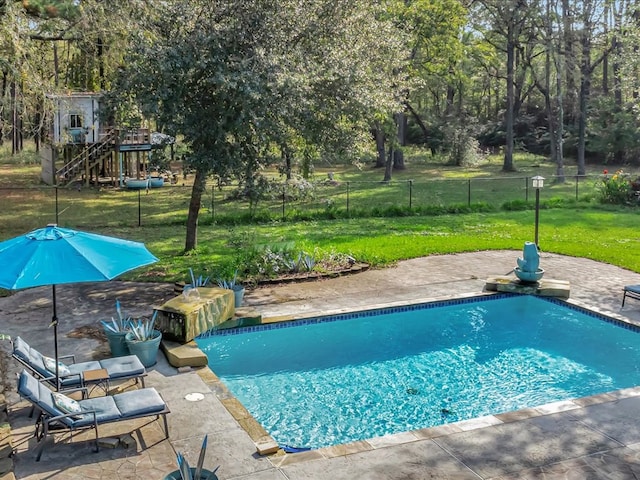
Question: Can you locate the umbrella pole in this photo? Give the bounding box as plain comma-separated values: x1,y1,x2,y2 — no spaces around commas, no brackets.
51,285,60,391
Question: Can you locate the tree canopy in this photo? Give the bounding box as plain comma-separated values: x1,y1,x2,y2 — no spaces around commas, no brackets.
4,0,640,249
107,0,407,250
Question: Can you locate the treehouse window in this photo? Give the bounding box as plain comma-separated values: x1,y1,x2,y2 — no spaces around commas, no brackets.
70,114,83,128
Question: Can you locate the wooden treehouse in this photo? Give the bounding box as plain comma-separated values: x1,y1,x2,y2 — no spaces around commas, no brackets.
40,92,153,187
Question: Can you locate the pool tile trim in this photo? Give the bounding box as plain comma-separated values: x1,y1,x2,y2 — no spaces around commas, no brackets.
198,291,507,338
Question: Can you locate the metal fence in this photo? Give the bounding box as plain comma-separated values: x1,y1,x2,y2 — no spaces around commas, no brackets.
0,174,601,233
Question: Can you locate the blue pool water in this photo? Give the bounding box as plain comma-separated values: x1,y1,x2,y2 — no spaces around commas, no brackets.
196,294,640,449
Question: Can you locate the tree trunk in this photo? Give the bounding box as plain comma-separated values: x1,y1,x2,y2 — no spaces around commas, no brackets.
612,4,623,163
0,70,6,145
97,37,105,90
383,145,393,181
393,113,406,170
545,0,564,182
445,85,455,116
282,144,292,180
503,24,515,172
404,101,429,145
576,78,588,175
554,36,565,182
602,2,609,95
562,0,577,123
373,124,385,168
396,111,407,146
11,80,18,155
393,149,405,170
184,167,207,252
35,110,40,153
576,0,594,176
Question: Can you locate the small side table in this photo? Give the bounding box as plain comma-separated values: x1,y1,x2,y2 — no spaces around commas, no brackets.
82,368,110,396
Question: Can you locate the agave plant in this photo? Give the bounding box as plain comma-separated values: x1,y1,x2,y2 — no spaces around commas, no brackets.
216,269,242,291
175,435,220,480
127,311,158,341
100,299,132,333
186,268,210,289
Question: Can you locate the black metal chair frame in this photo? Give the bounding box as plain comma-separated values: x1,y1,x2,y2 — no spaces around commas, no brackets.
622,285,640,307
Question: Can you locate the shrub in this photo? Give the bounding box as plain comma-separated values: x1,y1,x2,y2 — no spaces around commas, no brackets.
597,169,639,205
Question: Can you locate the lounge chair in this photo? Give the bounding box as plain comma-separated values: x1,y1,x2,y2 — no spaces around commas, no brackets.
11,336,147,389
623,285,640,307
17,369,170,461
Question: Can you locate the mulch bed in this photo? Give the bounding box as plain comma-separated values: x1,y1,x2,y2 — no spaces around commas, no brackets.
254,262,370,286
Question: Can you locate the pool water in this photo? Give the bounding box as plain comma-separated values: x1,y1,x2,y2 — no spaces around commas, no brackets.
196,295,640,450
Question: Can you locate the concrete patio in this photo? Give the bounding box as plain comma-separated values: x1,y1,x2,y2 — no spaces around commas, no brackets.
3,250,640,479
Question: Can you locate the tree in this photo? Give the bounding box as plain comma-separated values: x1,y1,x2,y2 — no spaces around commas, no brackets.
111,0,405,252
471,0,539,172
387,0,467,172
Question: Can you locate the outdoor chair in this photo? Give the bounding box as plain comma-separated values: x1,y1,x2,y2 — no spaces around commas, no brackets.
11,336,147,390
17,369,170,461
622,285,640,307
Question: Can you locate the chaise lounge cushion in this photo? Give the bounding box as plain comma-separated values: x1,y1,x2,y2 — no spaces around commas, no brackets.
18,368,65,418
13,336,146,387
113,388,166,417
71,396,124,427
99,356,145,379
13,336,49,379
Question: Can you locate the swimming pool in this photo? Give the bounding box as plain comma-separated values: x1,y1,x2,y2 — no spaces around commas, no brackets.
196,294,640,450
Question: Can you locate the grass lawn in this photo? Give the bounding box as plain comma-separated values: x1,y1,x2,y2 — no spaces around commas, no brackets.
104,206,640,284
2,144,640,284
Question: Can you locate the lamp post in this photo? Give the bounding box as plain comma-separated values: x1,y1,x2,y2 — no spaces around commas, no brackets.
532,176,545,248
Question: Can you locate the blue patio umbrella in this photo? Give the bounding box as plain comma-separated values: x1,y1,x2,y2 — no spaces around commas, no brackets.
0,224,158,389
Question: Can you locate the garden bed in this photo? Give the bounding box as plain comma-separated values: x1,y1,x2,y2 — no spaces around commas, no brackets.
253,262,369,286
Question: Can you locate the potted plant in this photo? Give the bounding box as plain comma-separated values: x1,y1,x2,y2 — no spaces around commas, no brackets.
164,435,219,480
100,299,131,357
216,269,245,308
124,312,162,367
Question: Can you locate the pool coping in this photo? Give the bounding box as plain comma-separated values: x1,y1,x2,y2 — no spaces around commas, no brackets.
201,290,640,467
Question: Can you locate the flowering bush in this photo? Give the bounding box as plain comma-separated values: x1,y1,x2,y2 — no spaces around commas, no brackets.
597,169,640,205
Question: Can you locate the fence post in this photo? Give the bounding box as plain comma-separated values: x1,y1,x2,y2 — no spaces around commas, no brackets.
467,179,471,206
282,184,286,220
346,181,350,217
525,177,529,202
409,180,413,209
575,175,579,201
138,189,142,227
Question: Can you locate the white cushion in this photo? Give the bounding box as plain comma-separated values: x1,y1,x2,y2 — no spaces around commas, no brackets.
51,392,82,416
43,356,71,377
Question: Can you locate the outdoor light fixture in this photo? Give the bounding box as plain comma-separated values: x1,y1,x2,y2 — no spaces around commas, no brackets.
532,175,545,190
532,176,545,247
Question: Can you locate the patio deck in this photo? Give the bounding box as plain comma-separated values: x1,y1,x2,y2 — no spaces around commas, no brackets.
3,250,640,479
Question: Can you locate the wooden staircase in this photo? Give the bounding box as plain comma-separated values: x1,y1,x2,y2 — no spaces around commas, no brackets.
56,130,117,186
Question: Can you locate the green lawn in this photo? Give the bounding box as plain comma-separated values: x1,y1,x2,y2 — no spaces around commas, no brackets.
2,145,639,285
100,207,640,284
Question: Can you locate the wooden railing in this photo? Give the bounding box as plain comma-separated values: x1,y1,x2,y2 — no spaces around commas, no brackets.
116,128,150,145
55,130,118,186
